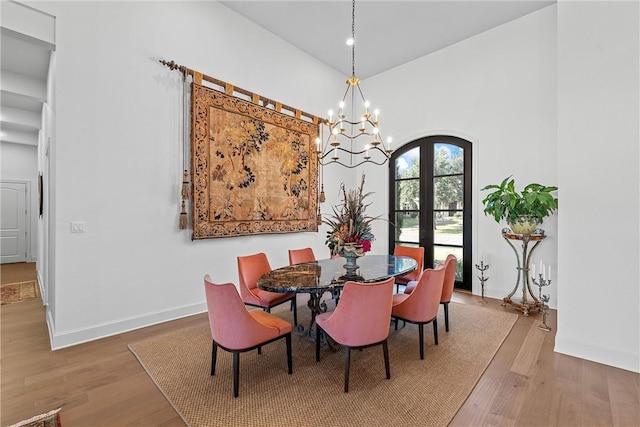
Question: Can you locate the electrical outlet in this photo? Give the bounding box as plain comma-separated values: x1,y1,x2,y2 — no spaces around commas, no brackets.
71,221,86,233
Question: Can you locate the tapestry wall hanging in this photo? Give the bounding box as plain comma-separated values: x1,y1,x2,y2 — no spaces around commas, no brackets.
191,82,319,239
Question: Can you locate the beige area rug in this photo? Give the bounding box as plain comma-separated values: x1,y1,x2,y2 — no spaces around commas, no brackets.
1,280,39,304
129,302,517,427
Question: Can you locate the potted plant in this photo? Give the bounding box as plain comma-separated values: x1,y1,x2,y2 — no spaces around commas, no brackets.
481,176,558,235
324,174,377,257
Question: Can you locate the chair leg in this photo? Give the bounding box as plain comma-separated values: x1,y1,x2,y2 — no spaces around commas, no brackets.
419,323,424,360
394,318,398,330
444,302,450,332
433,319,439,345
211,341,217,375
286,333,293,374
315,326,322,362
258,346,262,355
232,351,240,398
383,340,390,380
292,298,298,326
344,346,351,393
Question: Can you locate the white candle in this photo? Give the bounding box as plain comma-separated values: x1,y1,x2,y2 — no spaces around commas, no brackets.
548,265,551,280
542,264,545,279
540,260,543,275
532,264,535,277
315,138,321,152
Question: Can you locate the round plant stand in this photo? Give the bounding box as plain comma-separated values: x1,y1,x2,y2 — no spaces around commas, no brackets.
501,228,546,316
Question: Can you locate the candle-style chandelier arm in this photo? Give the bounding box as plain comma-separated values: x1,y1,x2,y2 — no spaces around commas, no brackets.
317,144,392,169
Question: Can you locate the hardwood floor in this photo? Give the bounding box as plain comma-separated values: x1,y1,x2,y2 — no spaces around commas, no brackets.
1,262,37,285
1,264,638,426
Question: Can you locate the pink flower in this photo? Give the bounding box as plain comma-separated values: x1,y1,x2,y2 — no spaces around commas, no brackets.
357,239,371,252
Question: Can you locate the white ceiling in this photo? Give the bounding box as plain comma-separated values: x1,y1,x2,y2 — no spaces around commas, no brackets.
1,0,55,147
220,1,556,79
1,1,555,147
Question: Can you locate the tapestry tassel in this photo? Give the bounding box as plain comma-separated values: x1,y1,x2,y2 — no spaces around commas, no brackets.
179,200,188,229
319,184,326,203
181,170,191,200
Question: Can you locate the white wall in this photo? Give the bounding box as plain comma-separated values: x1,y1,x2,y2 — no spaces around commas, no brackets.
31,1,350,348
1,142,39,262
363,5,559,305
556,0,639,373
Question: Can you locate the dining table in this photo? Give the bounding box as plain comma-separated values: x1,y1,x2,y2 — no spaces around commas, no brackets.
257,254,418,339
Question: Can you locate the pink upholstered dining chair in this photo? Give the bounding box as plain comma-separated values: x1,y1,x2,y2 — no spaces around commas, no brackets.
440,254,458,332
393,246,424,293
288,247,316,265
315,277,395,392
392,266,446,359
203,275,292,398
237,252,297,326
405,254,457,331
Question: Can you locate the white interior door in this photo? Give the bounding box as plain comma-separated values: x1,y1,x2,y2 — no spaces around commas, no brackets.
1,182,27,264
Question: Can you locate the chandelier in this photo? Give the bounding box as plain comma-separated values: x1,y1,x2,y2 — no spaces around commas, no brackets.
316,0,393,169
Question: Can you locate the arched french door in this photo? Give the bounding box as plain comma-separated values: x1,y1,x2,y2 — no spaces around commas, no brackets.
388,135,472,290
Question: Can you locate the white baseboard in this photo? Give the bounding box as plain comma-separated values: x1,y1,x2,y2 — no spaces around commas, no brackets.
555,334,640,373
36,270,46,305
47,302,207,350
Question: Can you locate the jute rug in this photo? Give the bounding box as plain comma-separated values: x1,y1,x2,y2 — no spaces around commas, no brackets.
129,302,517,427
1,280,39,304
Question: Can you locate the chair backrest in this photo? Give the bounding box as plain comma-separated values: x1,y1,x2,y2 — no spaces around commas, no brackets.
203,275,275,350
288,247,316,265
396,266,446,322
394,245,425,275
237,253,271,300
321,277,394,347
440,254,457,303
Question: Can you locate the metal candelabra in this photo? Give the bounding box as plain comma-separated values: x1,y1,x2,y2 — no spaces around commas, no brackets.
475,261,489,301
531,273,552,331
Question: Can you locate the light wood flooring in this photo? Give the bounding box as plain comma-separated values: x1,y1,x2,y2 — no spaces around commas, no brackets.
1,262,639,426
1,262,38,285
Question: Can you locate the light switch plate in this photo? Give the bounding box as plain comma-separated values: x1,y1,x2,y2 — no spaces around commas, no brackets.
71,221,86,233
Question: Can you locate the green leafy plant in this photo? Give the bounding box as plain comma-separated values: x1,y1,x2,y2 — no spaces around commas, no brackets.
481,176,558,224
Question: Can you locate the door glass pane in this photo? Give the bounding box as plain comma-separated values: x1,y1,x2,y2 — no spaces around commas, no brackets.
395,179,420,210
434,212,462,246
395,147,420,179
434,246,463,281
433,175,463,210
394,212,419,243
434,143,464,175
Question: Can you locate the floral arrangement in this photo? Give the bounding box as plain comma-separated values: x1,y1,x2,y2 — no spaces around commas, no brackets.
324,174,377,256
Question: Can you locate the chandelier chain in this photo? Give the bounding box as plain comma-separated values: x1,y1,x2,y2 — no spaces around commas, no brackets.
351,0,356,77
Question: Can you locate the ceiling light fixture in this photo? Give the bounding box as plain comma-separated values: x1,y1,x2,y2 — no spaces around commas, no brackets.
316,0,392,169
